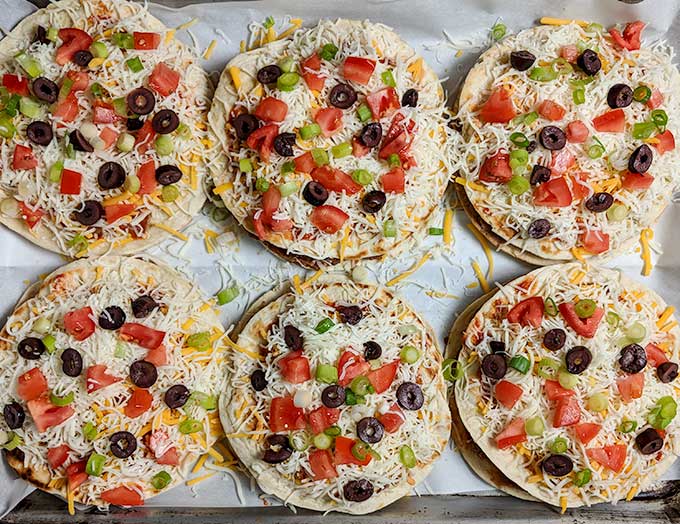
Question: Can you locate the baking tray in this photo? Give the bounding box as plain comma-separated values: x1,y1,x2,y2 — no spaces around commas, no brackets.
2,0,680,521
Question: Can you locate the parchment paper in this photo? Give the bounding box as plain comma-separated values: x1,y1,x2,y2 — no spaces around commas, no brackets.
1,0,680,516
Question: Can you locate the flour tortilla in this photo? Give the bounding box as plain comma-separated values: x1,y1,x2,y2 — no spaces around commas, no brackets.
220,274,450,514
455,24,678,263
1,256,225,508
0,0,210,257
208,19,451,269
453,263,680,508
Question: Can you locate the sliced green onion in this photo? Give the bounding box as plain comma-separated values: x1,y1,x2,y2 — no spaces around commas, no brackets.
90,82,104,98
315,363,338,384
65,142,75,159
523,111,539,125
112,97,128,117
344,389,358,405
86,453,106,476
42,334,56,353
281,161,295,175
586,22,604,33
606,311,621,328
350,376,373,396
381,70,396,88
1,432,23,451
606,203,629,222
319,43,338,61
491,22,506,40
574,299,597,319
508,175,530,195
352,169,373,186
509,132,529,147
428,227,444,235
50,391,74,406
114,132,134,154
626,322,647,343
5,94,19,116
400,345,420,364
239,158,253,173
543,297,558,317
651,109,668,131
351,441,369,461
19,97,40,119
154,135,174,156
524,416,545,436
186,331,211,351
398,324,419,337
632,122,657,140
509,148,528,165
331,142,352,158
587,392,609,412
442,358,462,382
619,420,638,433
312,432,332,450
278,57,295,73
0,112,16,139
324,425,341,437
383,219,397,238
648,396,677,429
558,369,578,390
66,234,87,252
572,88,585,105
124,174,140,194
509,355,530,374
387,153,401,168
58,78,73,101
574,468,592,487
552,58,573,75
299,123,321,140
125,56,144,73
83,421,97,441
537,358,560,379
33,316,51,334
263,16,275,29
189,391,217,410
311,148,329,166
151,471,172,490
176,122,191,139
46,27,58,42
161,184,179,202
587,144,604,159
357,103,372,122
112,32,134,49
114,342,127,358
529,66,558,82
399,445,417,468
255,177,269,192
633,85,652,103
278,181,299,197
89,41,108,59
216,285,239,305
549,437,568,454
287,430,310,451
15,52,42,78
178,419,203,434
47,160,63,183
315,318,334,334
277,72,300,92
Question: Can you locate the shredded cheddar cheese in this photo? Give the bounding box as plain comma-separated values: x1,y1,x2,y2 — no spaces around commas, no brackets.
471,260,490,292
293,274,303,295
186,472,216,486
443,209,454,245
213,182,234,195
152,223,188,241
229,67,242,90
657,306,676,328
640,228,653,276
386,252,432,287
540,17,588,27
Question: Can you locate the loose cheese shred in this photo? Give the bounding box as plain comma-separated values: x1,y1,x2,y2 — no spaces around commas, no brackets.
467,223,494,281
164,29,175,44
560,496,568,514
152,223,189,241
302,269,323,288
657,306,676,328
640,228,653,276
386,252,432,287
293,274,303,295
202,39,217,60
265,27,276,44
571,247,586,262
660,321,678,333
95,266,104,281
276,18,302,41
407,58,423,81
76,238,105,258
443,209,454,245
192,453,209,474
176,17,198,31
67,486,75,516
540,17,588,27
471,260,490,292
204,229,219,254
527,474,542,483
186,472,216,486
455,176,490,193
207,448,224,462
229,67,242,90
239,40,246,52
570,270,586,284
213,182,234,195
223,336,264,361
339,226,350,262
182,318,195,330
626,484,638,501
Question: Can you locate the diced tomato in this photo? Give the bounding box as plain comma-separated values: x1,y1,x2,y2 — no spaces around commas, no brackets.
558,302,604,338
269,396,306,433
337,350,370,387
378,114,415,162
293,152,315,173
99,127,119,150
495,418,527,450
647,88,664,110
574,423,601,445
365,87,400,120
2,74,29,96
310,205,349,234
616,373,644,403
134,119,155,154
566,120,589,143
309,449,337,480
586,444,627,473
311,166,361,195
124,388,153,417
569,172,591,201
133,32,160,50
101,486,144,506
149,63,180,97
12,144,37,170
145,429,178,464
592,109,625,133
18,202,44,229
145,344,167,367
621,170,654,191
47,445,71,469
66,460,88,490
52,93,79,123
334,435,372,466
480,86,516,124
366,360,399,394
261,185,282,225
59,169,82,195
533,177,573,207
156,447,179,466
64,306,95,341
495,380,523,409
92,101,121,124
378,404,405,433
56,28,93,65
654,130,675,155
66,70,89,92
381,167,405,194
86,364,122,393
246,123,278,163
17,368,48,401
120,323,166,350
646,343,669,367
252,212,267,240
104,203,136,224
27,396,74,433
314,107,343,137
278,350,311,384
550,149,575,175
544,380,575,401
342,57,376,85
506,296,544,328
560,45,579,63
135,159,157,195
352,137,370,157
580,229,610,255
301,53,325,91
538,100,566,121
609,21,644,52
553,397,581,428
307,406,340,435
478,151,512,183
254,97,288,123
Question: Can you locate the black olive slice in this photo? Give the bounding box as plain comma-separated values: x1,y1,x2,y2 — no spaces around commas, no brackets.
32,77,58,103
127,87,156,115
363,341,382,360
329,83,357,109
401,88,418,107
250,370,268,392
17,337,45,360
131,295,158,318
283,325,303,351
98,306,126,330
151,109,180,134
26,121,53,146
155,165,182,185
356,417,384,444
73,200,103,226
396,382,424,410
164,385,191,408
321,385,346,408
97,162,126,190
61,348,83,377
110,431,137,458
361,191,386,214
510,50,536,71
337,305,362,325
481,354,507,379
129,360,158,388
69,130,93,152
302,181,328,206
